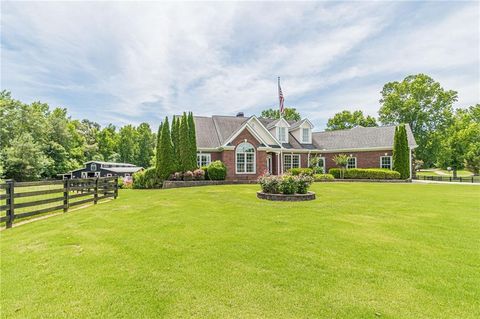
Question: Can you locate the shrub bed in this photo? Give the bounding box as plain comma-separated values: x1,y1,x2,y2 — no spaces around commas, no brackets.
288,168,314,176
258,174,314,195
314,173,335,181
206,160,227,180
329,168,401,179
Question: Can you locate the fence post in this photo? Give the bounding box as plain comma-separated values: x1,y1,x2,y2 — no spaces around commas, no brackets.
94,177,99,204
114,177,119,199
63,179,69,213
5,179,15,229
472,176,474,183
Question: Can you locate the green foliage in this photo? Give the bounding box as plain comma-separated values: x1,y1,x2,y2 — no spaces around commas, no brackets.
313,173,335,181
329,168,401,179
179,113,190,172
156,117,176,181
393,124,410,179
133,168,159,189
437,105,480,175
206,160,227,180
288,168,314,176
187,112,198,170
258,175,281,193
378,74,457,167
332,154,349,168
118,125,138,164
3,133,52,181
260,107,301,121
278,175,298,194
135,123,154,168
326,110,377,131
171,117,181,171
295,174,314,194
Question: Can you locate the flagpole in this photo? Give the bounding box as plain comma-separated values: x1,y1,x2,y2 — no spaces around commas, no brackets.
278,76,283,119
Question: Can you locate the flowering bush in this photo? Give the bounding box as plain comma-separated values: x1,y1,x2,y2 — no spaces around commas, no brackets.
258,174,281,193
193,169,205,180
278,175,298,194
296,174,314,194
259,173,314,195
183,170,194,181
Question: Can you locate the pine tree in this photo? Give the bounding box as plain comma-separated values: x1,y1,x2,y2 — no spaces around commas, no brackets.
393,124,410,179
157,117,175,180
179,113,190,172
188,112,197,169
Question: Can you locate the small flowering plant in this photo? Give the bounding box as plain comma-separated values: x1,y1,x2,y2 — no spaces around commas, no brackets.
258,173,314,195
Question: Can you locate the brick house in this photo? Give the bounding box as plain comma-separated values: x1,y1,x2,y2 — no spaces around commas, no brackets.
194,113,417,180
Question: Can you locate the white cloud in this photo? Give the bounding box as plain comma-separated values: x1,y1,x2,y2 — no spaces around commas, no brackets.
1,1,478,129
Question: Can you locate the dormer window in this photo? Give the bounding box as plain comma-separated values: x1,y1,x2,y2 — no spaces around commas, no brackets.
278,127,287,143
302,128,310,143
91,163,97,171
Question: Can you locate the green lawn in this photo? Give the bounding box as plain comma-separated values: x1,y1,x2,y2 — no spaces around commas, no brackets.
1,183,479,318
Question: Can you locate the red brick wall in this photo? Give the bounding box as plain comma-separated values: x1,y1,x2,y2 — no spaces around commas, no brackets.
221,128,268,180
323,150,393,171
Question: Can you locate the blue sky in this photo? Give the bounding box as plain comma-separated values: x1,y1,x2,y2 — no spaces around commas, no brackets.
1,1,479,130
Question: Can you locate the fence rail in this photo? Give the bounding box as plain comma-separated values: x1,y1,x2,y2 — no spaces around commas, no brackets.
0,177,118,228
414,175,479,183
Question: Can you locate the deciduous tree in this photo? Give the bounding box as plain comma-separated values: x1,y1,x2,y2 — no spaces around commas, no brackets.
326,110,377,131
260,107,301,121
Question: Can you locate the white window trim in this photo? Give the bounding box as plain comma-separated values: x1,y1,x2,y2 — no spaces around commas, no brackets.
235,142,256,174
197,153,212,167
106,173,113,177
277,126,288,143
316,156,326,173
347,157,357,169
91,163,97,171
380,156,392,170
81,172,87,178
302,128,311,143
283,154,301,171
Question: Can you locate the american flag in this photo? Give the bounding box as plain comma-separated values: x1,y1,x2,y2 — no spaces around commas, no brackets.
278,77,284,115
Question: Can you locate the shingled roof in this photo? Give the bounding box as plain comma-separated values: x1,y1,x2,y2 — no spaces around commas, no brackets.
194,115,417,151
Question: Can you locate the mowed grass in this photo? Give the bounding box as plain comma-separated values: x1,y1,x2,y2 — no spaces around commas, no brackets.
1,183,479,318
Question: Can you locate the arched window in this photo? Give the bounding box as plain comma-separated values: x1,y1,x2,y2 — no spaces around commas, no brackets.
236,142,255,173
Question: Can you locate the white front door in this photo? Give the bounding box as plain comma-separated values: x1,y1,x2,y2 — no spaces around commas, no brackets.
266,155,272,174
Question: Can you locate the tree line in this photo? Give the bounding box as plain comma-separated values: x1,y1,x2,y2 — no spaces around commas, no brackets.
261,74,479,174
0,91,156,181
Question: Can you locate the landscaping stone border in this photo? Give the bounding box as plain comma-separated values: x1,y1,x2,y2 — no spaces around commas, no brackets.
257,191,316,201
163,180,257,189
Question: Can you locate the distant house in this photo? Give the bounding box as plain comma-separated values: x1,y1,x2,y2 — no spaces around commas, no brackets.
193,113,417,180
62,161,143,179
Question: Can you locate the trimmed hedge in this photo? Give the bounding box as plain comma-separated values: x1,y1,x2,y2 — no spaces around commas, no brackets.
329,168,401,179
206,160,227,180
288,168,314,176
133,167,160,189
314,173,334,181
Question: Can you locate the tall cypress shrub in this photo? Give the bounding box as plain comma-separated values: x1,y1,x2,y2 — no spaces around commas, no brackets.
393,124,410,179
155,121,163,177
188,112,197,170
157,117,175,180
171,116,180,172
179,113,190,172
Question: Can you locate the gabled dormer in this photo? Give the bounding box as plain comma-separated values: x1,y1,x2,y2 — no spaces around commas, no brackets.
267,117,291,144
289,119,314,144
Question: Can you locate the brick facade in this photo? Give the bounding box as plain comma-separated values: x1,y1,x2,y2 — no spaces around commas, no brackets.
201,143,395,179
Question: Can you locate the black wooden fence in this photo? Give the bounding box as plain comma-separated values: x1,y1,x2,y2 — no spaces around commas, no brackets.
414,175,479,183
0,177,118,229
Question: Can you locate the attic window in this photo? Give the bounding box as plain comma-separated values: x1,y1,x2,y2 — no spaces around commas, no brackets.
302,128,310,143
278,127,287,143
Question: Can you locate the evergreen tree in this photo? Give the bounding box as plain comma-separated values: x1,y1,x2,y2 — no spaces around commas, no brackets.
156,117,175,180
155,121,163,176
179,113,190,171
171,116,180,171
188,112,197,169
393,124,410,179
